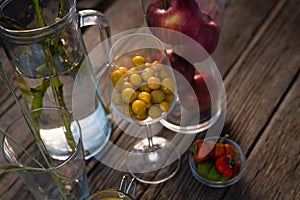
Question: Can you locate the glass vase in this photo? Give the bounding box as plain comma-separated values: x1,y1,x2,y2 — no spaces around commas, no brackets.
2,107,89,200
141,0,226,134
0,0,112,159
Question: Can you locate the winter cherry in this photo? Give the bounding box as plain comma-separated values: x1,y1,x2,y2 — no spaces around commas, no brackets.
160,101,170,112
151,90,165,104
141,68,156,81
161,77,175,94
132,55,146,66
138,91,151,104
147,76,161,90
111,70,124,86
121,88,136,103
132,100,147,115
130,73,142,86
148,105,162,119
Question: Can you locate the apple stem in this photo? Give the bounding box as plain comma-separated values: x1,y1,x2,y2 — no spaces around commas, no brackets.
161,0,170,10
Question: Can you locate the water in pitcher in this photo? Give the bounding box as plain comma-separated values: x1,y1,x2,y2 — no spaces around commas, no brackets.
15,52,111,159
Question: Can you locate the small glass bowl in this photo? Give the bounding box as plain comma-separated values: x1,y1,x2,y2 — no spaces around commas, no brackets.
189,137,246,188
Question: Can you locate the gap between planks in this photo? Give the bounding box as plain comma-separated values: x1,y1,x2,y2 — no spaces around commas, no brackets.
245,66,300,159
221,0,289,155
223,0,288,82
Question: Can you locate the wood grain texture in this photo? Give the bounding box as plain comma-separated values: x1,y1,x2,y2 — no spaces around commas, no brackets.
82,0,144,53
225,74,300,199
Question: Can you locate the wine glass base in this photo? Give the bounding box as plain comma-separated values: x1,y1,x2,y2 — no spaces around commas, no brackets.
127,136,181,184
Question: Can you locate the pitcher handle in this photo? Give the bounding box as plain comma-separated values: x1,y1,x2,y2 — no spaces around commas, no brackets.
78,9,111,46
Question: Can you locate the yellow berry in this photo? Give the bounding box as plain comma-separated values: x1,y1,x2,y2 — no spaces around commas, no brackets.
141,68,156,81
138,91,151,104
160,101,170,112
151,90,165,104
145,102,152,109
132,100,147,115
118,66,128,74
148,76,161,90
148,105,162,119
130,73,142,86
121,88,135,103
161,77,175,94
128,67,137,72
132,55,146,66
120,104,133,117
158,69,170,80
112,92,122,105
133,113,148,121
111,70,124,86
165,93,175,103
139,84,152,93
121,81,134,90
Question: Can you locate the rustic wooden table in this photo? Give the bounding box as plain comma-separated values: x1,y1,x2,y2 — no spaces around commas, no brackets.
0,0,299,199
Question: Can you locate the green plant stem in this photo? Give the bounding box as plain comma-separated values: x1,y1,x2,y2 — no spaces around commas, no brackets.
32,0,76,150
31,1,77,197
32,0,46,27
0,129,45,170
0,15,27,30
51,171,74,200
0,164,44,172
0,67,75,198
59,0,65,18
0,64,52,168
31,79,50,110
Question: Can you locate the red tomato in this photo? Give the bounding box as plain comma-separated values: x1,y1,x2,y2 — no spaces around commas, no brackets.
190,140,214,162
209,142,236,159
215,155,240,178
224,143,237,157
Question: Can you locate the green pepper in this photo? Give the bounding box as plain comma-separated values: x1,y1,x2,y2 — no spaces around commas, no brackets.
197,160,213,179
197,161,229,182
207,166,228,182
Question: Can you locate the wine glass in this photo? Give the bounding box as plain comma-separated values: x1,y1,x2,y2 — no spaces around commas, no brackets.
109,33,180,184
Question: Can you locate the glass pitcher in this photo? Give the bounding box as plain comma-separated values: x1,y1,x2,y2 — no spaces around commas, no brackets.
0,0,111,159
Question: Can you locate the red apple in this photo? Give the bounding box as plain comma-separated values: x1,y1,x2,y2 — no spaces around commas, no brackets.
193,71,217,114
166,49,195,84
146,0,220,54
146,0,203,40
196,11,220,54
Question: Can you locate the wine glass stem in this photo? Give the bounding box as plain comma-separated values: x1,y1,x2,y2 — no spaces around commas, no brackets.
146,124,154,150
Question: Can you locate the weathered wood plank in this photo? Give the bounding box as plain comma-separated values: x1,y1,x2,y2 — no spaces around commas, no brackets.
224,0,300,154
77,0,106,9
77,0,116,11
82,0,144,53
222,0,282,76
224,74,300,199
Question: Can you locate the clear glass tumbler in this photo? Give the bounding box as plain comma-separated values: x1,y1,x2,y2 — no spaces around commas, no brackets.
2,107,89,200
